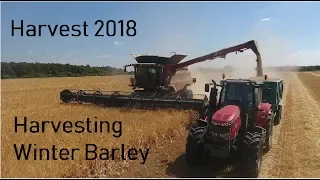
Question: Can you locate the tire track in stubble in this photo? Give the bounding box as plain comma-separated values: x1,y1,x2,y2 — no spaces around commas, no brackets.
308,72,320,77
263,74,295,178
265,73,320,178
259,73,290,178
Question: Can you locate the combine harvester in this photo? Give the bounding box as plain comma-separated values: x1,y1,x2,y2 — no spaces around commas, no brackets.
59,40,262,115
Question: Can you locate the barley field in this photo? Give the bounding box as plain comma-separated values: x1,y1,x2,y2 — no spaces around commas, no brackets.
1,71,320,178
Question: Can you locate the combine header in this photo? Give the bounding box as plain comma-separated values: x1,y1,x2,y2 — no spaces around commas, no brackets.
60,40,263,114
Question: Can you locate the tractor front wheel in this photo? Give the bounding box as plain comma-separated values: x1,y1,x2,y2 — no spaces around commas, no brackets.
185,125,206,168
238,131,264,178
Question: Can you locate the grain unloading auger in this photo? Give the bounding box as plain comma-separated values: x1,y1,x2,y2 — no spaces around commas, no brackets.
60,40,263,114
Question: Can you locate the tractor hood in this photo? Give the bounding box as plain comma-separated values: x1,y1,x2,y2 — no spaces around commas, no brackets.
212,105,240,125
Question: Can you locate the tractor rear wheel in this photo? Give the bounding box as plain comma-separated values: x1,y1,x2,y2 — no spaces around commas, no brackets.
185,124,206,167
238,131,264,178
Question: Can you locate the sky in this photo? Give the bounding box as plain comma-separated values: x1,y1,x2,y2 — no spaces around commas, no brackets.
1,2,320,69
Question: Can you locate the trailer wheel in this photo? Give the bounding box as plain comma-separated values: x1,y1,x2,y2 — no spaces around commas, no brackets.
279,105,282,119
238,131,264,178
274,106,282,126
264,114,273,153
185,125,206,167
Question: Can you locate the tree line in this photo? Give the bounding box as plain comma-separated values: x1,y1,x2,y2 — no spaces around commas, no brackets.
1,62,130,79
1,62,319,79
266,65,320,72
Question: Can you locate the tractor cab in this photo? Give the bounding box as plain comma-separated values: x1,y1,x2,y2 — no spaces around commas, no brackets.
219,81,255,109
218,79,263,125
205,79,264,126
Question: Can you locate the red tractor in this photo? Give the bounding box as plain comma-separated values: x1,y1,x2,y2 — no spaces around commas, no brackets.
185,77,274,177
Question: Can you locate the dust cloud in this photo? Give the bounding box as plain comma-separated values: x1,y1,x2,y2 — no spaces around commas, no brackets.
189,69,222,96
188,19,303,95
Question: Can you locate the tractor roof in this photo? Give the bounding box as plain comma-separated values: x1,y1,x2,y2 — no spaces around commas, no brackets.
132,54,188,64
249,76,283,82
221,78,261,85
264,78,283,82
